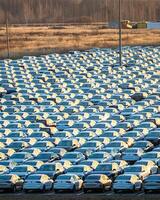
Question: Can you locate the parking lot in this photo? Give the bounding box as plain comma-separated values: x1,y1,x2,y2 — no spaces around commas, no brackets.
0,46,160,197
0,190,160,200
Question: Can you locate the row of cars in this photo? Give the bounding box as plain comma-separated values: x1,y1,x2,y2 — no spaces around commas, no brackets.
0,46,160,194
0,168,160,193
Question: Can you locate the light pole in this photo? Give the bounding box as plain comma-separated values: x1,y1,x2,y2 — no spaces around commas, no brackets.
118,0,122,66
5,0,10,59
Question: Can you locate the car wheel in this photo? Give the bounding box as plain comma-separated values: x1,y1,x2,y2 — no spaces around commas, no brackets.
114,189,118,193
102,186,105,192
54,189,59,193
132,185,136,192
42,185,46,193
144,189,148,193
83,189,87,193
24,189,29,193
72,185,76,193
50,183,54,191
139,185,142,191
11,185,16,193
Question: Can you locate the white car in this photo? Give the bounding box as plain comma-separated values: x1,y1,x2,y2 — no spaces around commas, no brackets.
113,174,142,192
54,174,83,192
9,165,36,179
23,174,53,192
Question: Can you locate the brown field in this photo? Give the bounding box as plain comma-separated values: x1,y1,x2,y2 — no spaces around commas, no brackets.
0,25,160,58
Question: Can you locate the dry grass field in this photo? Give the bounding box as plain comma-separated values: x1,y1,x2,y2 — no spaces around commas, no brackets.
0,25,160,58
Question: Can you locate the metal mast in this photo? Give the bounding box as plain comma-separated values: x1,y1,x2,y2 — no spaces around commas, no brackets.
118,0,122,66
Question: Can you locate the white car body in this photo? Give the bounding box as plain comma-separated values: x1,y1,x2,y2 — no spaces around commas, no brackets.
23,174,53,191
113,174,142,192
54,174,83,191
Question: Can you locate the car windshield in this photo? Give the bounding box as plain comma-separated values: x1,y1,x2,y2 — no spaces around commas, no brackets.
11,154,25,159
27,176,41,180
52,149,60,153
26,161,35,165
63,154,77,159
108,143,120,147
39,165,55,171
123,108,134,113
148,133,160,137
142,153,157,158
67,167,83,173
134,143,146,147
11,167,27,172
57,175,71,180
0,175,11,180
89,154,104,158
125,149,138,153
146,176,160,181
127,133,137,136
116,176,131,181
124,167,141,172
37,154,51,159
83,143,96,147
59,141,72,146
86,176,100,180
34,143,46,147
96,165,111,171
106,133,117,137
10,143,22,147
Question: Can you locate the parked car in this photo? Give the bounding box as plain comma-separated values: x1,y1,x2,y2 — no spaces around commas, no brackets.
35,152,59,162
75,148,93,158
54,174,83,192
24,160,44,169
141,152,160,163
123,165,150,180
124,131,144,141
136,160,158,174
57,160,72,170
121,148,144,163
7,141,29,151
113,174,142,192
32,141,54,151
9,152,33,164
0,160,17,169
23,174,53,192
0,148,15,157
80,160,99,170
23,148,41,157
56,139,80,151
0,174,24,192
104,141,128,152
0,165,9,174
9,165,36,179
66,165,92,179
81,141,103,151
144,174,160,193
91,162,121,179
91,148,113,159
49,148,67,157
61,152,85,164
110,160,128,170
132,141,154,152
83,174,112,192
144,131,160,145
37,163,64,179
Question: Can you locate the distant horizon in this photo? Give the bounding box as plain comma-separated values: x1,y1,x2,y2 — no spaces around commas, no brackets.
0,0,160,24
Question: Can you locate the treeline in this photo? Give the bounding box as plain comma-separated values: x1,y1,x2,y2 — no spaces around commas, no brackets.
0,0,160,24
